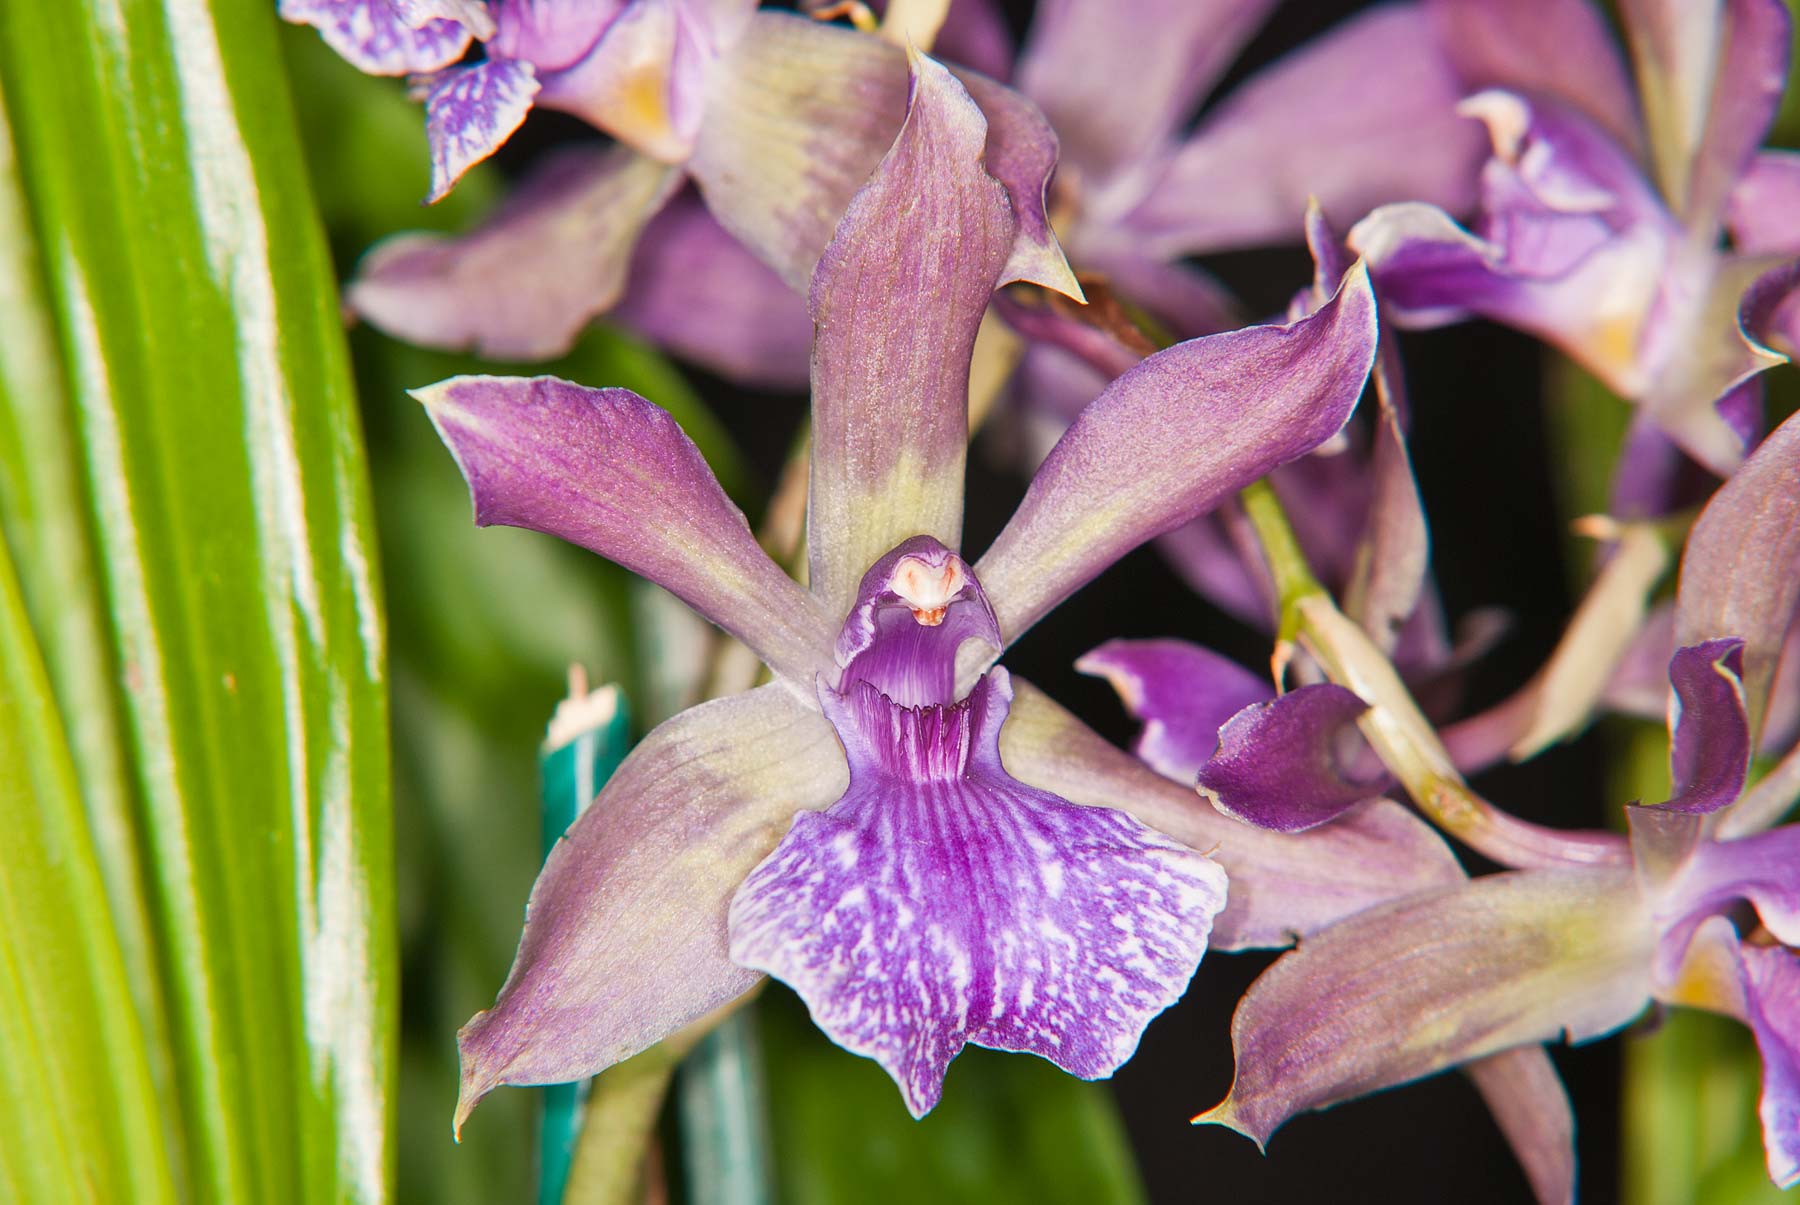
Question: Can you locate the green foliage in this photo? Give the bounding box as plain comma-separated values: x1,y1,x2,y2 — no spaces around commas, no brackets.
761,989,1149,1205
0,2,394,1200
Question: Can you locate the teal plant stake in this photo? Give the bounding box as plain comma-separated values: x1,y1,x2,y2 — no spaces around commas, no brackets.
538,669,632,1205
678,1012,775,1205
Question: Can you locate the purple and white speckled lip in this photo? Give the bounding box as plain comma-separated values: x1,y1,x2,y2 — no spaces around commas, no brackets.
730,669,1226,1117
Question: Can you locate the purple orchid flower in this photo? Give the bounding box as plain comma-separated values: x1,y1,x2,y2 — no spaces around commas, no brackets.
288,0,1077,378
1194,407,1800,1192
421,54,1468,1125
1349,0,1800,480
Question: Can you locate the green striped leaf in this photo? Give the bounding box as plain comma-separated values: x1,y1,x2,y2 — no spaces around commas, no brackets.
0,1,395,1201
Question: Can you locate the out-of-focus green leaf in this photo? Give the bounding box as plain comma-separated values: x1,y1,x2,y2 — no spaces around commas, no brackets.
1624,1011,1786,1205
1542,354,1635,582
761,990,1148,1205
0,533,177,1204
0,1,395,1202
0,80,187,1179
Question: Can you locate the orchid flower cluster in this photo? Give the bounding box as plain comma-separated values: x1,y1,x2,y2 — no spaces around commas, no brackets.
291,0,1800,1197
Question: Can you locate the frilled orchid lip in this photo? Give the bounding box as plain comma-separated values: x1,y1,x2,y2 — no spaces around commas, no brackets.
729,667,1227,1117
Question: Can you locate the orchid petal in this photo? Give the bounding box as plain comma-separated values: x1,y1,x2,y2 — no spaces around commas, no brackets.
1425,0,1643,155
1635,253,1787,475
1666,826,1800,966
1745,256,1800,361
280,0,473,75
612,193,813,389
1674,407,1800,736
1728,152,1800,256
1739,943,1800,1187
977,264,1377,647
1626,638,1754,880
425,59,540,203
1350,91,1676,390
1623,0,1790,228
1076,639,1272,783
487,0,618,68
689,14,1075,297
1198,685,1386,835
348,146,680,361
1197,868,1655,1148
730,670,1226,1117
414,375,834,680
1620,0,1721,205
1658,639,1752,814
804,52,1013,616
1119,5,1485,259
1608,414,1711,521
1465,1048,1577,1205
395,0,492,37
997,680,1467,951
1688,0,1791,235
1013,0,1276,188
951,69,1083,297
456,684,847,1130
533,0,707,163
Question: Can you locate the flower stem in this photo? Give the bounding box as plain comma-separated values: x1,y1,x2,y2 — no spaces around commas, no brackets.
1239,480,1628,869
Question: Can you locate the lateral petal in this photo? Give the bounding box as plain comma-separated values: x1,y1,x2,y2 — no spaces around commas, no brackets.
1425,0,1643,154
1465,1047,1577,1205
1739,942,1800,1188
976,264,1376,646
414,375,834,680
1658,639,1752,815
611,193,814,390
456,685,847,1129
1727,152,1800,256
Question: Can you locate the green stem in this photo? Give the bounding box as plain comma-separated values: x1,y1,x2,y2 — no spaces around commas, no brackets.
1238,477,1626,869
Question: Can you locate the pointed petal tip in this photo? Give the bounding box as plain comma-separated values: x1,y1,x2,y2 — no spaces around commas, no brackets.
1191,1096,1267,1151
452,1014,503,1141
